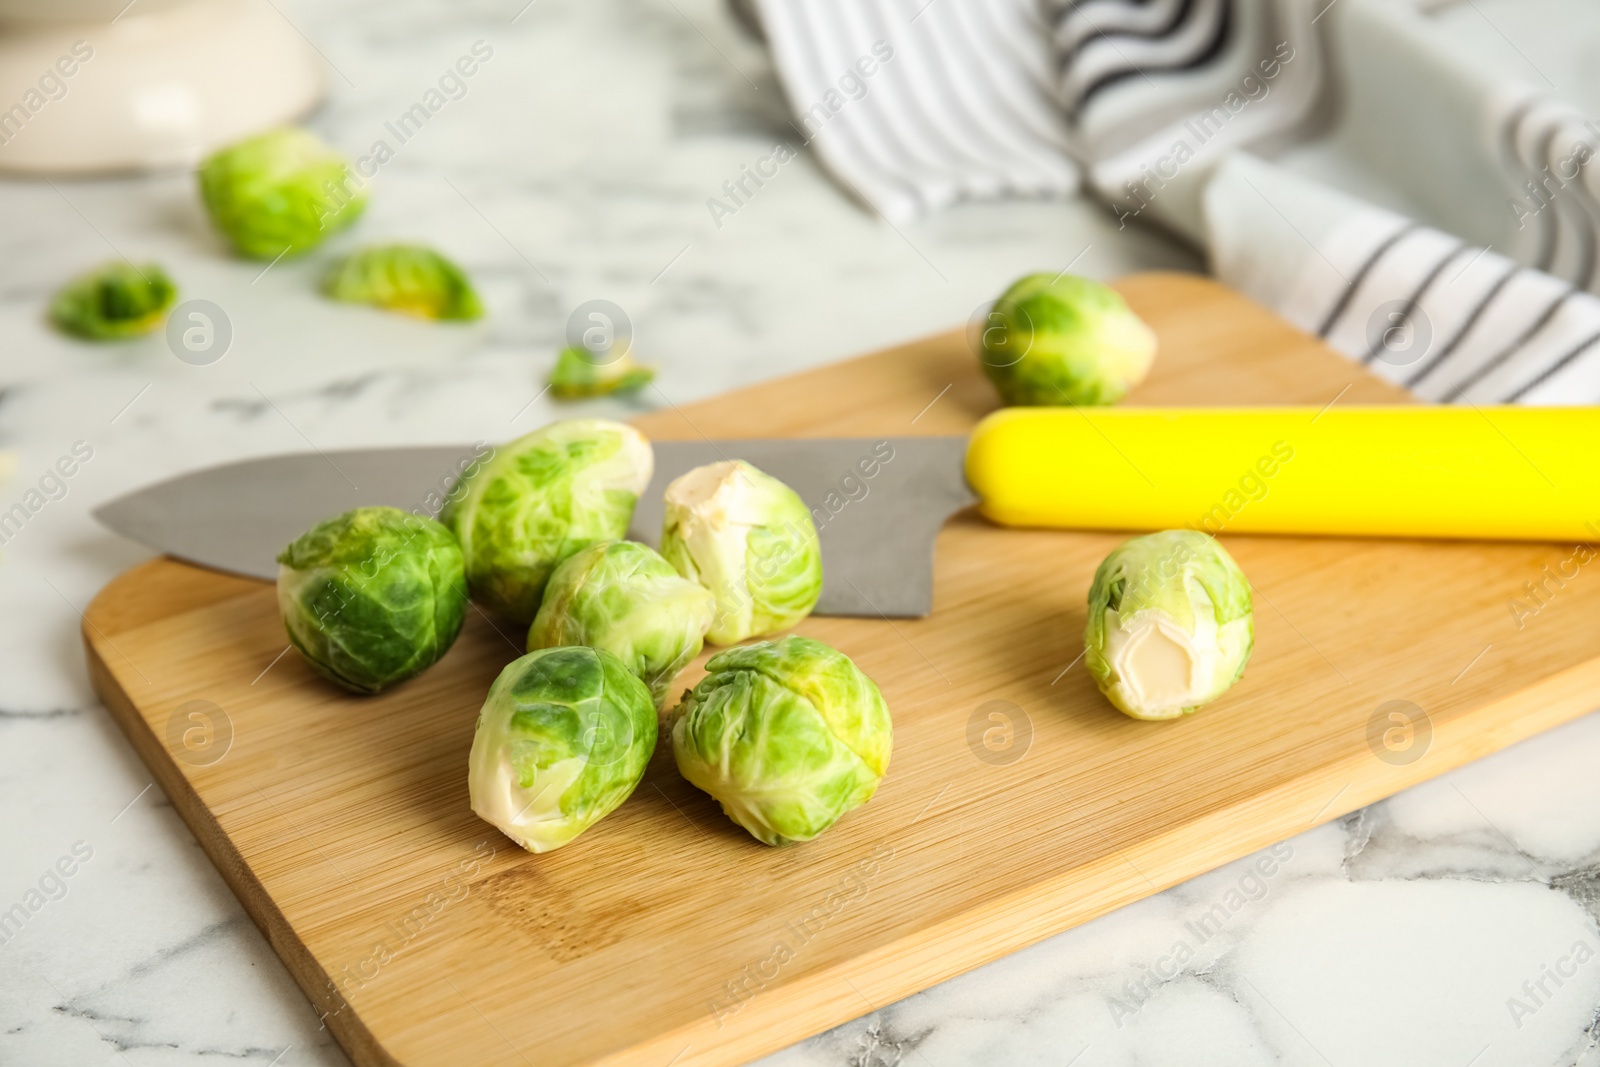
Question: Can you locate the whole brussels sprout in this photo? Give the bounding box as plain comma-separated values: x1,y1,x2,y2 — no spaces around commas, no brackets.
323,245,483,321
660,460,822,645
276,506,468,694
529,540,714,708
1084,529,1253,721
198,128,367,259
469,645,657,853
441,419,653,623
979,272,1157,406
50,261,177,341
548,345,655,400
669,636,891,845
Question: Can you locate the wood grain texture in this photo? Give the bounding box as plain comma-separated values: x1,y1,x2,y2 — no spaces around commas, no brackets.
84,273,1600,1067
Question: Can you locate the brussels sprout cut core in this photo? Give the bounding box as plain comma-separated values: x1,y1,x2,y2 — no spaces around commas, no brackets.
661,460,822,645
276,506,469,694
980,272,1157,407
670,636,891,845
469,645,657,853
1084,530,1253,720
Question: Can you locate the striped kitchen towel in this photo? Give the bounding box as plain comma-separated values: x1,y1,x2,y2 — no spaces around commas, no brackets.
745,0,1600,403
1209,154,1600,404
753,0,1080,218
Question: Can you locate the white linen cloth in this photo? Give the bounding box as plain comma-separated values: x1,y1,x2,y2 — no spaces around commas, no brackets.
746,0,1600,403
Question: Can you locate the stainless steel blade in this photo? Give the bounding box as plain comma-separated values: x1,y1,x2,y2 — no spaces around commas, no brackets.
91,437,976,618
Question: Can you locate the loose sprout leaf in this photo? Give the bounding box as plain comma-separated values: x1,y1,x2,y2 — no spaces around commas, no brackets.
323,244,484,321
548,346,656,400
49,262,177,341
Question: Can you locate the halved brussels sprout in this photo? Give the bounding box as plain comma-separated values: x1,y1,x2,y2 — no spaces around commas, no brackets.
276,506,468,694
49,261,176,341
1084,529,1253,720
660,460,821,645
548,345,655,400
669,635,891,845
198,128,366,259
469,645,657,853
529,540,714,708
441,419,653,623
323,245,483,321
980,272,1157,406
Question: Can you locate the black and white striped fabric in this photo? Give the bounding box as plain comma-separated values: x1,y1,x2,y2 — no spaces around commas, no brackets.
1048,0,1236,121
745,0,1600,403
1497,94,1600,292
1207,154,1600,404
754,0,1080,222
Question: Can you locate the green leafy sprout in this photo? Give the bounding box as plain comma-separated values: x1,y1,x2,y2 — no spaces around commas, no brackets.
669,635,892,845
441,419,654,623
276,506,469,694
469,645,657,852
980,272,1157,406
528,540,714,709
198,127,366,259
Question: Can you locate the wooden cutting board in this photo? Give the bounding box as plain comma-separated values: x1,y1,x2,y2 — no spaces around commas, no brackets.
85,273,1600,1067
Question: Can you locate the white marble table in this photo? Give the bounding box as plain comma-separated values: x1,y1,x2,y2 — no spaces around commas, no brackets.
3,1,1598,1065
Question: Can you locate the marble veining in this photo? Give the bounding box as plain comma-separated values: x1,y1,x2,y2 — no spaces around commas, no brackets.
3,0,1599,1064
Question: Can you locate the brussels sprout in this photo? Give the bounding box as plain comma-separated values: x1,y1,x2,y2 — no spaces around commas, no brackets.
1084,530,1253,721
669,636,891,845
198,128,366,259
529,540,714,708
980,273,1157,406
49,261,176,341
660,460,822,645
323,245,483,321
276,506,468,694
441,419,653,623
548,345,655,400
469,645,657,852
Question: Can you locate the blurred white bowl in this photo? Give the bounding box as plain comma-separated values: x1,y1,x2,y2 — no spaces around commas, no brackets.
0,0,325,175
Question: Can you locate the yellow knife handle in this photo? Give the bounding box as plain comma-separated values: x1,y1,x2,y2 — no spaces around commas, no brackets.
964,406,1600,541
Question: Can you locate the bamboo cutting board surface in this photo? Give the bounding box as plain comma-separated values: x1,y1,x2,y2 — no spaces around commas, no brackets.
84,273,1600,1067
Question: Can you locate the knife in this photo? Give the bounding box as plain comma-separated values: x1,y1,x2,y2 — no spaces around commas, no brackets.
93,406,1600,618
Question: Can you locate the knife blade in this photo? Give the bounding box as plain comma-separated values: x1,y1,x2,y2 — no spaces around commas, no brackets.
91,437,977,618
